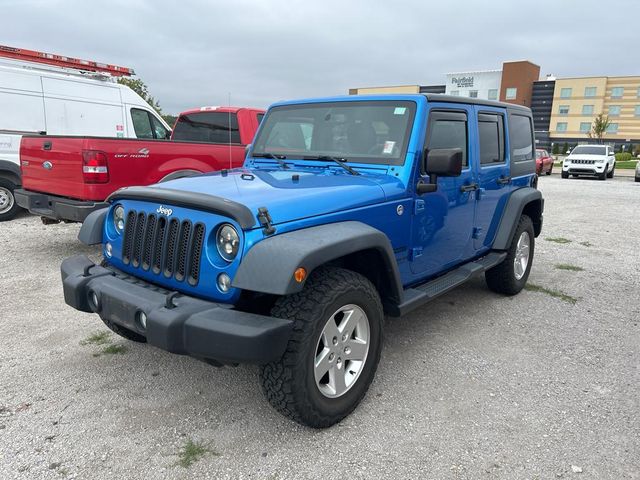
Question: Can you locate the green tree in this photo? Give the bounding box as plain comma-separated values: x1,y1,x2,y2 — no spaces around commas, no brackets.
117,77,162,114
562,142,569,154
552,143,559,155
587,113,611,143
161,114,177,127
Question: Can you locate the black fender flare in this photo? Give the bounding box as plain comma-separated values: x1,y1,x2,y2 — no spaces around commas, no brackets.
0,160,21,185
493,187,544,250
232,221,404,303
78,208,108,245
159,169,202,183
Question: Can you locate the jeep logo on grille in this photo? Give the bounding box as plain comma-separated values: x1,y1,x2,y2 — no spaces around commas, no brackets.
157,206,173,216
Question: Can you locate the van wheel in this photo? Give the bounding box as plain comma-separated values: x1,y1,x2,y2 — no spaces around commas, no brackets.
0,179,19,222
485,215,534,296
260,266,383,428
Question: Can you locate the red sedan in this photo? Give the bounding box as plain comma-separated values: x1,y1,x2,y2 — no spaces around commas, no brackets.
536,148,554,175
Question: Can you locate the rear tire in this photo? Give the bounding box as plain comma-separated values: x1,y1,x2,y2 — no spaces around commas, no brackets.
485,215,534,296
260,266,383,428
0,178,20,222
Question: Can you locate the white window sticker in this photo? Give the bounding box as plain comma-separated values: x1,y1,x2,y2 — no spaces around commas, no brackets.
394,107,407,115
383,141,396,154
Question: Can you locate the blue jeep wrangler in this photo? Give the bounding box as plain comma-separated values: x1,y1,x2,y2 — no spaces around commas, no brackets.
61,94,543,428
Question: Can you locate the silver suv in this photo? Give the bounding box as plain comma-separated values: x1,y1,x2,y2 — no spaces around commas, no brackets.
561,145,616,180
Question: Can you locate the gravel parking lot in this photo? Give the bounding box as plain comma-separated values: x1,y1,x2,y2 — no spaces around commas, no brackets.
1,175,639,480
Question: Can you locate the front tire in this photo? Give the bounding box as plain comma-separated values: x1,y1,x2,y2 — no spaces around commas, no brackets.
485,215,534,296
561,171,569,179
0,178,20,222
260,267,383,428
546,163,553,175
607,163,615,178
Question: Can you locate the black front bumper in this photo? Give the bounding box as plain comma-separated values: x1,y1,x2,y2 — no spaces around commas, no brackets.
61,255,294,364
15,189,107,222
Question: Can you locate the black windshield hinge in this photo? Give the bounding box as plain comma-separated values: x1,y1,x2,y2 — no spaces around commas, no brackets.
257,207,276,235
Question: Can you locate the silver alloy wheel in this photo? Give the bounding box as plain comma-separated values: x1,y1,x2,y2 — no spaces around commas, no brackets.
513,231,531,280
314,304,370,398
0,186,14,214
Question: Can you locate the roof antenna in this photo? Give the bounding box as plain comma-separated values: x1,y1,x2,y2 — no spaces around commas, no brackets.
228,92,232,170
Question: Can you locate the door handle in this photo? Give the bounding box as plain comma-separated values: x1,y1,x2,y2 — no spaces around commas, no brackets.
496,176,511,185
460,183,479,192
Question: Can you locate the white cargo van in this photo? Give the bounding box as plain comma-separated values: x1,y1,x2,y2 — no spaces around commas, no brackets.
0,46,171,220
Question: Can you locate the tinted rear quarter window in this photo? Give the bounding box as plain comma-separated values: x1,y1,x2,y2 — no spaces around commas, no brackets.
172,112,241,143
509,115,534,162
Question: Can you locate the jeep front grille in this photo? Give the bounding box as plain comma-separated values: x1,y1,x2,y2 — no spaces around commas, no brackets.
122,210,205,286
571,159,596,165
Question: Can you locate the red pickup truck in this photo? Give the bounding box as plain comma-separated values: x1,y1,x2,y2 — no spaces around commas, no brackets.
14,106,264,222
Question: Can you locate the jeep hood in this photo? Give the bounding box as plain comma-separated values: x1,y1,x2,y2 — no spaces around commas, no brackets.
153,167,401,227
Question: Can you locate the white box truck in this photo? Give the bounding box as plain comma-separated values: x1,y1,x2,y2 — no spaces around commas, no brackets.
0,45,171,220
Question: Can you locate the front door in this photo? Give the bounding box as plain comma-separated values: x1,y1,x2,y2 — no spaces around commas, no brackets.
410,105,476,279
473,108,511,250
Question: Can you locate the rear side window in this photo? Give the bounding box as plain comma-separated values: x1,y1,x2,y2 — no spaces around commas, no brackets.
172,112,241,144
509,114,534,162
426,111,468,167
478,113,505,165
131,108,154,139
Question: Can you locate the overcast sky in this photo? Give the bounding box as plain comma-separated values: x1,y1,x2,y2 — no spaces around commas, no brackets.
4,0,637,114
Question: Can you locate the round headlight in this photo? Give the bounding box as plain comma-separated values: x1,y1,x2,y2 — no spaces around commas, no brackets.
216,224,240,262
113,205,125,233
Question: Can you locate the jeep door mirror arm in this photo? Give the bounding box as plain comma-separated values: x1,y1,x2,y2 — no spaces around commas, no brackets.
416,148,463,195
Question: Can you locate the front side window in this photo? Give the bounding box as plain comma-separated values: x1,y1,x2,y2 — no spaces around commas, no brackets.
582,105,594,115
584,86,597,97
509,115,534,161
606,123,618,133
478,113,505,165
150,115,169,139
556,122,568,132
172,112,241,143
505,87,517,100
131,108,154,139
426,112,468,167
611,87,624,98
580,122,591,133
488,89,498,100
252,101,416,165
560,88,572,98
559,105,569,115
608,105,621,116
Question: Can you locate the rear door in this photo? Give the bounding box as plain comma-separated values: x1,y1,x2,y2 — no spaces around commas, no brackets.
410,105,476,278
473,108,510,250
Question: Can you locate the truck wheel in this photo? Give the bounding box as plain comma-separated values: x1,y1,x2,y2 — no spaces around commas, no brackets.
0,178,19,222
561,171,569,179
607,164,615,178
260,266,383,428
485,215,534,296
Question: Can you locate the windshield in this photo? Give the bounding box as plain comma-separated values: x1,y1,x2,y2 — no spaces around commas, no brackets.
571,146,607,155
252,101,416,165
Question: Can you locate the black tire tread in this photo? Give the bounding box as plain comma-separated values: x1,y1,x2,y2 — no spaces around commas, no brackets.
260,266,383,428
485,215,534,296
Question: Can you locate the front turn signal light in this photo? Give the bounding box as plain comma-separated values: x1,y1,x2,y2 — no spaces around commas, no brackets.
294,267,307,283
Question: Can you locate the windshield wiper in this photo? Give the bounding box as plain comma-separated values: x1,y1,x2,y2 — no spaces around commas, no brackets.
253,152,289,169
306,155,360,176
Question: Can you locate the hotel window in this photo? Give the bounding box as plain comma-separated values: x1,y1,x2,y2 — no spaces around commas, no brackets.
488,89,498,100
584,86,597,97
469,90,478,98
560,88,572,98
608,105,621,116
611,87,624,98
558,105,569,115
505,87,517,100
635,105,640,117
606,123,618,133
556,122,568,132
582,105,594,115
450,90,459,96
579,122,591,133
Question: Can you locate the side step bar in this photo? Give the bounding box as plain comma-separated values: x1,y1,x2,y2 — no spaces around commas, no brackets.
388,252,507,317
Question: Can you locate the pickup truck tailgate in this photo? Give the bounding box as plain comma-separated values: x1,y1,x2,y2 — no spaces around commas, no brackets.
20,136,89,200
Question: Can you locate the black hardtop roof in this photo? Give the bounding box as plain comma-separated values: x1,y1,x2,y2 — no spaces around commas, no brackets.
423,94,532,114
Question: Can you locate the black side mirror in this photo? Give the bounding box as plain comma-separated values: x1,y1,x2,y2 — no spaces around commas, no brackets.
416,148,463,195
425,148,463,177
